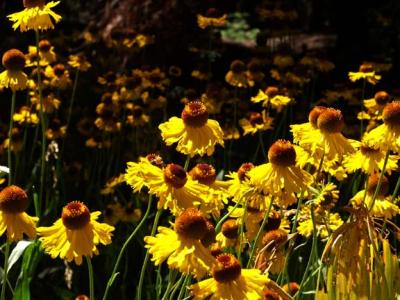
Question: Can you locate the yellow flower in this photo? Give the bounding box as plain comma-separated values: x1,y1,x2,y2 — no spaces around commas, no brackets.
197,9,227,29
8,0,61,32
364,101,400,153
190,254,269,299
239,110,273,136
159,101,224,157
25,46,48,67
44,64,71,89
68,54,91,71
30,90,61,113
251,86,292,112
0,186,38,242
363,91,391,117
13,106,39,125
38,39,56,63
348,63,381,85
225,60,254,88
0,49,28,91
37,201,114,265
125,157,211,215
259,229,288,274
248,140,313,206
343,142,399,174
144,208,216,278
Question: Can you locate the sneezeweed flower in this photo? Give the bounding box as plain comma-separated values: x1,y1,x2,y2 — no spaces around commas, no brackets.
364,101,400,153
258,229,288,274
0,49,28,91
190,254,269,299
197,8,227,29
225,60,254,88
248,140,313,206
30,89,61,113
125,157,211,215
159,101,224,157
144,208,216,278
44,64,71,89
239,110,273,135
351,174,400,218
46,118,66,140
2,127,24,153
216,219,241,250
247,58,265,83
343,142,399,174
0,185,38,241
8,0,62,32
25,46,48,67
68,54,91,71
13,106,39,125
37,201,114,265
348,63,381,85
363,91,391,117
251,86,292,112
38,39,56,63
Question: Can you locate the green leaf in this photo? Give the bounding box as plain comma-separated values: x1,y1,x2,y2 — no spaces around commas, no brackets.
7,240,33,273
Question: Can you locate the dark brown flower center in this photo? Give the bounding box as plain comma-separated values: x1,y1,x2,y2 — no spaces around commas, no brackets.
181,101,209,127
221,219,239,239
374,91,390,106
2,49,26,71
230,60,246,73
0,185,29,213
237,162,254,181
262,229,288,251
53,64,66,77
174,208,208,240
268,140,296,166
38,40,51,52
23,0,45,8
61,201,91,230
360,145,380,155
210,243,223,257
189,163,216,185
248,112,264,126
317,108,344,133
359,63,374,73
212,254,242,283
308,106,327,127
264,288,280,300
146,153,164,168
264,211,282,232
382,101,400,129
284,282,300,296
367,174,389,197
164,164,187,188
205,7,222,18
200,218,216,247
265,86,279,98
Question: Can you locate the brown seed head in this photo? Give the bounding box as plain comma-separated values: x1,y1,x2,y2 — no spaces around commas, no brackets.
308,106,327,127
164,164,187,188
61,201,91,230
23,0,45,8
0,185,29,213
210,243,223,257
262,228,288,251
382,101,400,129
146,153,164,168
230,60,246,73
248,112,264,126
221,219,239,239
283,282,300,296
360,144,380,155
189,163,217,185
264,288,280,300
53,64,66,77
268,140,296,167
174,208,208,240
359,63,374,73
317,108,344,133
374,91,390,106
181,101,209,127
38,40,52,52
200,218,216,247
237,162,254,181
2,49,26,71
264,211,282,232
212,254,241,283
367,174,389,196
265,86,279,98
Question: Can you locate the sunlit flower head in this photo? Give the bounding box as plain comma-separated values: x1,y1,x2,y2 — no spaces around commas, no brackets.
37,201,114,265
239,110,273,136
8,0,62,32
248,140,313,206
144,208,216,278
125,157,212,215
259,229,288,274
348,63,381,85
0,185,38,242
190,254,269,299
197,8,227,29
159,101,224,157
251,86,292,112
13,106,39,125
0,49,28,91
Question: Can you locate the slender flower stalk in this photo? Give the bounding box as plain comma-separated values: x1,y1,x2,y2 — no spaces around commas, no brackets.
8,92,17,184
86,256,94,300
0,242,11,300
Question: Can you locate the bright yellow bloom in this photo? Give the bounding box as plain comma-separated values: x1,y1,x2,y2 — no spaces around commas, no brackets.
190,254,269,300
144,209,216,278
348,63,381,85
37,201,114,265
125,156,211,215
239,110,273,136
0,186,38,242
8,1,61,32
251,87,292,112
0,49,28,91
13,106,39,125
197,9,227,29
44,64,71,89
159,101,224,157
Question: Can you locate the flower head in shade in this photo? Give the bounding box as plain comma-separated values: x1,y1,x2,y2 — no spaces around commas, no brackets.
0,185,38,242
239,110,273,136
197,8,227,29
0,49,28,91
125,156,211,215
348,63,381,85
364,101,400,153
37,201,114,265
248,140,313,207
190,254,269,299
251,86,292,112
159,101,224,157
225,60,254,88
144,208,216,278
68,54,91,72
8,0,61,32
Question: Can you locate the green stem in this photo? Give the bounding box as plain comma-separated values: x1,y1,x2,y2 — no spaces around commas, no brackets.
103,196,154,300
8,91,16,184
35,30,46,218
62,69,79,155
137,208,163,300
183,156,190,171
161,270,178,300
368,151,390,212
1,242,10,300
85,256,94,300
177,275,190,300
